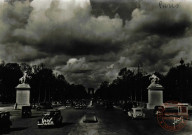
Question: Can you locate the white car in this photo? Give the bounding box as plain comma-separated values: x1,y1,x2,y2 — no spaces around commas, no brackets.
83,112,98,123
37,110,63,128
128,108,145,119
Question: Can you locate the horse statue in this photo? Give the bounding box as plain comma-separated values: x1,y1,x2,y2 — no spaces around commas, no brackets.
149,74,160,84
19,71,31,84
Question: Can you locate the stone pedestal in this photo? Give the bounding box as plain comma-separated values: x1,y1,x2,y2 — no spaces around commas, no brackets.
15,83,30,109
147,83,163,109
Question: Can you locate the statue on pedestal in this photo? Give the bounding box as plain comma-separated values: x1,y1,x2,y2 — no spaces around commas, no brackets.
19,71,31,84
15,70,31,109
149,74,160,84
147,74,164,109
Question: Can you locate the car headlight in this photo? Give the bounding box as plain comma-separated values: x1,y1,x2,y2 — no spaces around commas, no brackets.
38,120,41,123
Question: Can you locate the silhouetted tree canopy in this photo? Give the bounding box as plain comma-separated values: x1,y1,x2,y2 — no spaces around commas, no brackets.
0,62,87,103
1,59,192,104
95,60,192,103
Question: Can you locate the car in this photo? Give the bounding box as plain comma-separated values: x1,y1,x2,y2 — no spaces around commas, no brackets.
22,106,32,118
128,107,145,119
122,102,133,114
83,112,98,123
81,103,87,109
153,106,164,116
0,111,12,132
36,102,53,111
74,103,83,109
74,102,87,109
105,101,114,110
37,110,63,128
65,100,72,108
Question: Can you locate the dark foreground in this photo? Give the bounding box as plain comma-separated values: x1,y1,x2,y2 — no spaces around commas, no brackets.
1,107,192,135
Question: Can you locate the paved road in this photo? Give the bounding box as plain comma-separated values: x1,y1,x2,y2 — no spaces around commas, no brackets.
1,107,192,135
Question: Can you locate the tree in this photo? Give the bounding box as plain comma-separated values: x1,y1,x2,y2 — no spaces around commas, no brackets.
0,63,22,102
54,74,69,101
164,61,192,102
96,81,110,99
95,67,151,102
29,67,55,103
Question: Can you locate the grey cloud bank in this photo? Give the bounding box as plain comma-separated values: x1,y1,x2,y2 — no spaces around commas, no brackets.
0,0,192,88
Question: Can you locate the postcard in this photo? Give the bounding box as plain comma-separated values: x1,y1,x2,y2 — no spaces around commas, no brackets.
0,0,191,134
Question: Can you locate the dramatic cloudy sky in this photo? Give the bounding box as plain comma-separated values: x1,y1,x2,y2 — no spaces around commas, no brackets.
0,0,192,88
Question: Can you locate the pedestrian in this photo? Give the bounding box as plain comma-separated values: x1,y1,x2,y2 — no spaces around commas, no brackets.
14,103,17,110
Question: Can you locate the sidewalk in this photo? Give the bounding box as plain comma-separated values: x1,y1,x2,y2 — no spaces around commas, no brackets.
0,105,14,111
0,104,22,121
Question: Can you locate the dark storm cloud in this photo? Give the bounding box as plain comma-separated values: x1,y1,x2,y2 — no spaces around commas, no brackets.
0,1,32,43
29,55,70,67
126,2,192,36
120,0,192,72
54,57,119,88
0,0,124,64
12,0,124,56
0,0,192,88
128,10,191,37
86,52,118,63
90,0,139,22
72,70,92,74
31,33,122,56
0,42,45,63
119,35,171,72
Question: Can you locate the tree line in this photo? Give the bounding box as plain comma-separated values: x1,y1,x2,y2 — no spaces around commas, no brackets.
95,60,192,103
0,62,88,103
1,59,192,104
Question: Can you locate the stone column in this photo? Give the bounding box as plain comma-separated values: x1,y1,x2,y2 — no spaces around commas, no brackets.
15,83,31,109
147,74,164,109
